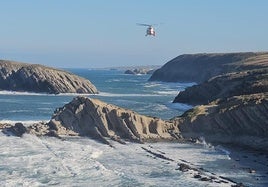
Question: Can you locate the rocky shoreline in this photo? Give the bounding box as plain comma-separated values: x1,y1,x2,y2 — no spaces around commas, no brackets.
1,52,268,152
174,93,268,152
0,96,182,146
150,52,268,152
1,51,267,186
1,92,267,152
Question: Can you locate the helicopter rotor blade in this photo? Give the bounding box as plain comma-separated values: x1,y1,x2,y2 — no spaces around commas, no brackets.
136,23,151,26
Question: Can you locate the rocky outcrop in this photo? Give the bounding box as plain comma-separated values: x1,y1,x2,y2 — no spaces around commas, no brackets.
1,121,77,138
173,68,268,105
0,60,98,94
47,96,180,145
174,93,268,151
125,68,155,75
149,52,268,83
2,123,28,137
167,52,268,151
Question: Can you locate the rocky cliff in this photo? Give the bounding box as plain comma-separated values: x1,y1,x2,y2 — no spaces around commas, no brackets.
173,68,268,105
174,93,268,151
149,52,268,83
47,96,180,145
0,60,98,94
149,52,268,151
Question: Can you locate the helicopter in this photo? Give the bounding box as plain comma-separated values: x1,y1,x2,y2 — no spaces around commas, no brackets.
137,23,156,36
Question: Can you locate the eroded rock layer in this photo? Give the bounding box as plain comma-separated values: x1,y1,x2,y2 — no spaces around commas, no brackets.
173,68,268,105
174,93,268,151
48,96,180,144
149,52,268,83
0,60,98,94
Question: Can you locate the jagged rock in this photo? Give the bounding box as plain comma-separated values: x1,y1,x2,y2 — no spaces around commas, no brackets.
174,93,268,151
3,123,28,137
149,52,268,83
173,68,268,105
0,60,98,94
0,121,75,138
178,163,193,172
48,96,180,145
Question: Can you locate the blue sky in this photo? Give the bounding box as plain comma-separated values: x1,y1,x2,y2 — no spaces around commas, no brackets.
0,0,268,68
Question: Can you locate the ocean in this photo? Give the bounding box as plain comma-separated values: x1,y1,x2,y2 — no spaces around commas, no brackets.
0,69,267,186
0,69,193,122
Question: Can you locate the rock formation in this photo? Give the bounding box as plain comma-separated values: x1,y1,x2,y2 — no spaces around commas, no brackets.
164,52,268,151
173,93,268,151
148,52,268,151
173,68,268,105
1,121,77,138
149,52,268,83
0,60,98,94
125,68,155,75
47,96,180,145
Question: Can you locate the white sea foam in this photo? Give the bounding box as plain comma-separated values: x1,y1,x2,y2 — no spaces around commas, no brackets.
98,92,159,97
57,93,97,96
5,109,31,113
36,108,51,111
153,90,179,95
0,134,264,187
0,90,49,96
0,120,48,126
143,83,162,88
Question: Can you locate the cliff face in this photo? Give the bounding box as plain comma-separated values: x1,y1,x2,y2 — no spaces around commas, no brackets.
0,60,98,94
174,93,268,151
155,52,268,151
48,96,180,145
149,52,268,83
173,68,268,105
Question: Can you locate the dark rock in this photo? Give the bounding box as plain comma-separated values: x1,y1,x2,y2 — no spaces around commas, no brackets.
141,147,174,161
4,123,28,137
45,130,61,139
200,177,211,182
194,174,202,178
0,60,98,94
178,163,192,172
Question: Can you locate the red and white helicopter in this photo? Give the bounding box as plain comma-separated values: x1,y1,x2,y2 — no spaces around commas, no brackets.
137,23,156,36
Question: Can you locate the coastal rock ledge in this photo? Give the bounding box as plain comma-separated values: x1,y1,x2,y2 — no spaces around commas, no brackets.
0,60,98,94
48,96,180,145
174,93,268,151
